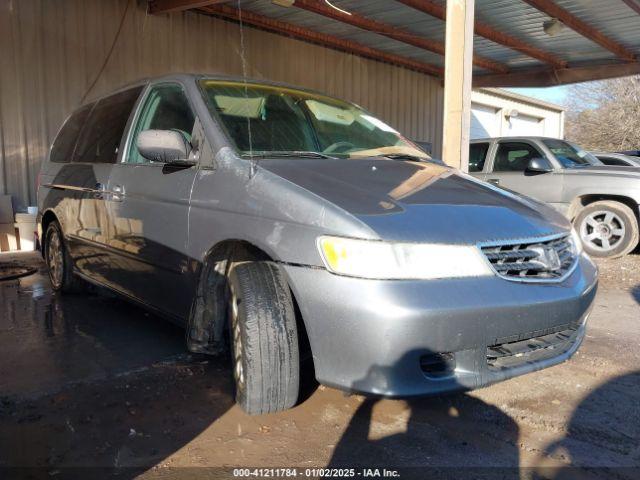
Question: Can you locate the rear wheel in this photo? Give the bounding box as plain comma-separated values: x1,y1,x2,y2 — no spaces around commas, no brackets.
574,201,639,258
227,261,299,415
45,221,82,292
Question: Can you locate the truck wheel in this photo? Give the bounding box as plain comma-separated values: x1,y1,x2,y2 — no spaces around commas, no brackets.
44,221,82,292
227,261,299,415
574,201,639,258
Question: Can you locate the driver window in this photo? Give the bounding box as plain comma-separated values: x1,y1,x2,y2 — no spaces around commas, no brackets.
127,84,195,164
493,142,540,172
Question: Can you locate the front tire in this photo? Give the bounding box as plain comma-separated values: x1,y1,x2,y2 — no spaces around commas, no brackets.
45,221,81,293
574,200,639,258
227,261,299,415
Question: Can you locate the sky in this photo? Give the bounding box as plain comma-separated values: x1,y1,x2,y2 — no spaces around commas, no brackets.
507,86,569,106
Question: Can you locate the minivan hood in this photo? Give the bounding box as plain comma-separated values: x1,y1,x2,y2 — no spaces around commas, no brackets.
260,158,570,244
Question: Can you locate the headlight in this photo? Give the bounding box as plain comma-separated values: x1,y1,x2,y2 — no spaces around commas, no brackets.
317,236,494,280
571,227,584,255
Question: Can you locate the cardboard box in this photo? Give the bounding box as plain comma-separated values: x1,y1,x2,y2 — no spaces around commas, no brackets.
0,223,18,252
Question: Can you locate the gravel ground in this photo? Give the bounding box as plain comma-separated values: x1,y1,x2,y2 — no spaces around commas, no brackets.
0,251,638,479
593,255,640,292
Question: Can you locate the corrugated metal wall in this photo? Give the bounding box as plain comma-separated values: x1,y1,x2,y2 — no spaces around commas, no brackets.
0,0,444,211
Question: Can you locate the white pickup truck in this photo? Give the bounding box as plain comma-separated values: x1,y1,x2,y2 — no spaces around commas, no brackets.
469,136,640,258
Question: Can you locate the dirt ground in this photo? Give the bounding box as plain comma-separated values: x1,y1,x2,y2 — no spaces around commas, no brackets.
0,251,638,479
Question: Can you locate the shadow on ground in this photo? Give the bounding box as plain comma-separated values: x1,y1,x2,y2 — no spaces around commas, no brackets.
631,285,640,304
329,357,522,479
535,371,640,480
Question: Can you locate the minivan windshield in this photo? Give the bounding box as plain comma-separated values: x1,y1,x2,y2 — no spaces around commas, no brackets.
199,80,428,160
542,139,602,168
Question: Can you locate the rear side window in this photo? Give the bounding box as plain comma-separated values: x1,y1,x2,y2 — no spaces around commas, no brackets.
469,143,489,172
74,87,143,164
50,104,93,163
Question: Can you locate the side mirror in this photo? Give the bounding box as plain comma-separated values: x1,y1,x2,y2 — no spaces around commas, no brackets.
526,157,553,173
137,130,192,164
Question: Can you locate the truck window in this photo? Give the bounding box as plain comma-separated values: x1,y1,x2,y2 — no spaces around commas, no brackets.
74,86,143,164
469,143,489,172
493,142,540,172
541,139,600,168
597,156,628,166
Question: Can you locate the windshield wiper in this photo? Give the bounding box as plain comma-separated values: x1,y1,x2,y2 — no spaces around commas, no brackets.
378,153,429,162
242,151,337,159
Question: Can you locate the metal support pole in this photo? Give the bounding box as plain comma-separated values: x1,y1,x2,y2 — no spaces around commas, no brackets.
442,0,475,171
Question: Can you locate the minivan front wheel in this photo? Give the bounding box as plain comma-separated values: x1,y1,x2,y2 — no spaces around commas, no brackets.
227,261,299,415
575,201,639,258
45,221,80,292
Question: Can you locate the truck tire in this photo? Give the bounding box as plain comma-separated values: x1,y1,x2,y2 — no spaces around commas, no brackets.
44,221,83,293
227,261,299,415
574,200,639,258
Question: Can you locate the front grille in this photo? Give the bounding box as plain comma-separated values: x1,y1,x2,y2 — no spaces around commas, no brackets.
481,235,577,281
486,323,581,370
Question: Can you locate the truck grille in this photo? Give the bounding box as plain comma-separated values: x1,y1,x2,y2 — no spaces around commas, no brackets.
481,235,578,282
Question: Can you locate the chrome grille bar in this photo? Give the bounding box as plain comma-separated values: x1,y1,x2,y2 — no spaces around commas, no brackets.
480,234,578,282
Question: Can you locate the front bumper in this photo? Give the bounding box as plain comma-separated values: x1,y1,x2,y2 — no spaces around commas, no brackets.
282,254,597,396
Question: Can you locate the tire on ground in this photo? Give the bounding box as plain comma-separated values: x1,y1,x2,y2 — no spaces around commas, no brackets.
227,261,300,415
45,220,83,293
574,200,639,258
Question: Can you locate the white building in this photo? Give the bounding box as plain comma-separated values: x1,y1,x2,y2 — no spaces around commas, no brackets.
470,88,565,140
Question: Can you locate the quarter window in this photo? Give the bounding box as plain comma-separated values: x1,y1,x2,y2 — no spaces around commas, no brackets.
127,84,195,164
468,143,489,172
493,142,541,172
74,87,143,164
597,156,628,166
50,104,94,163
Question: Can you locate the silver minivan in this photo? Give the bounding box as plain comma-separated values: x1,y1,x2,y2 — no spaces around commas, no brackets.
38,74,597,414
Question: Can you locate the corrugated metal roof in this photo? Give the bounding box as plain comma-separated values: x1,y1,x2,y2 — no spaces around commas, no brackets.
473,0,616,65
237,0,640,71
554,0,640,56
241,0,448,67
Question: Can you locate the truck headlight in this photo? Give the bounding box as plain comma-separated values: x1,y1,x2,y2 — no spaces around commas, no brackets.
317,236,494,280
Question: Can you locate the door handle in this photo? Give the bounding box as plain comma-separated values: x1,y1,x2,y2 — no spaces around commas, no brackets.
488,178,500,186
111,184,125,202
93,183,107,199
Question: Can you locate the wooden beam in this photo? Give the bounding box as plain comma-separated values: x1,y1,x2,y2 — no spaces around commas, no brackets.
395,0,567,69
149,0,230,15
291,0,508,73
621,0,640,16
442,0,475,171
521,0,636,62
201,4,444,77
474,62,640,88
